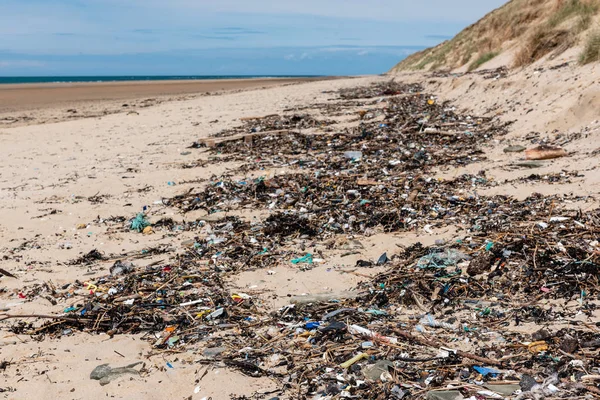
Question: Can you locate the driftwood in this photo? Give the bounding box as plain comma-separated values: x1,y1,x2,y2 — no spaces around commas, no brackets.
393,328,502,366
0,313,89,322
525,145,567,160
199,129,290,147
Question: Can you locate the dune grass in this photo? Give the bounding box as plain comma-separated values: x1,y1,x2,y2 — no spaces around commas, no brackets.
393,0,547,71
468,52,499,71
548,0,598,28
514,0,599,67
580,30,600,63
393,0,600,72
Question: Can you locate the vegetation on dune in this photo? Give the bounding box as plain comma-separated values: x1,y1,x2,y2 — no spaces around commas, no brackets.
580,30,600,63
391,0,600,72
468,52,499,71
514,0,598,66
548,0,598,28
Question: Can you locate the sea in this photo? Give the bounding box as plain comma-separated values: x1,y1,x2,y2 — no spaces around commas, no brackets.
0,75,320,85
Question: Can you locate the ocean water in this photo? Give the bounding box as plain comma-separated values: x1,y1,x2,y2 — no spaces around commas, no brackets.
0,75,320,85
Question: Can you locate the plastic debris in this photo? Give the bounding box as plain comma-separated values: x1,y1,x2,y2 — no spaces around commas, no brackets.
109,260,134,276
340,352,368,368
4,79,599,400
344,151,363,160
473,366,500,377
130,212,150,232
363,359,394,381
503,145,526,153
419,314,458,331
291,253,313,265
417,249,470,269
377,252,389,265
90,362,142,386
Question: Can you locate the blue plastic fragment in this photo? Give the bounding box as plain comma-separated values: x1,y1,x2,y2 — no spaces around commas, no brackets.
291,253,313,265
473,366,500,376
130,213,151,232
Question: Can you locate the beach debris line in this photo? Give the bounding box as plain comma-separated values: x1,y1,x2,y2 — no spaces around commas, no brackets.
1,80,598,399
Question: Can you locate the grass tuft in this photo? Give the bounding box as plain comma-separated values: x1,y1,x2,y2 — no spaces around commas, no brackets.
393,0,600,72
468,52,500,71
548,0,598,28
580,30,600,63
513,0,597,67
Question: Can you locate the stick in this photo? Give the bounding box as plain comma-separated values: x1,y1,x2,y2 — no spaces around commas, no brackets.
422,130,457,137
392,328,502,366
0,314,87,322
199,130,291,147
0,268,17,279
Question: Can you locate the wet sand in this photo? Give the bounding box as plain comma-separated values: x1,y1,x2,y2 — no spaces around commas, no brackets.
0,77,332,113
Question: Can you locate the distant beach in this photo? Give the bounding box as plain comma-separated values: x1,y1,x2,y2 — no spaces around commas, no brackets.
0,75,323,85
0,76,333,115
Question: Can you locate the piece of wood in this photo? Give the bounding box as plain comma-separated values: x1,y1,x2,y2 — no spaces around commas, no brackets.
586,385,600,396
422,129,457,137
525,145,567,160
357,178,379,186
392,328,502,366
0,268,16,279
239,114,279,121
407,186,422,203
198,129,290,147
0,313,87,322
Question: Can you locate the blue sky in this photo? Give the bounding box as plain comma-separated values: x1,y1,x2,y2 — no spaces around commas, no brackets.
0,0,506,76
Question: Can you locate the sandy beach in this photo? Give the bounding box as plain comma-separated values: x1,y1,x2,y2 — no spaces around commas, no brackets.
0,76,381,400
1,62,600,399
0,77,334,126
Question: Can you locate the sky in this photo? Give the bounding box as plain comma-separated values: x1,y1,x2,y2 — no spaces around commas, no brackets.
0,0,506,76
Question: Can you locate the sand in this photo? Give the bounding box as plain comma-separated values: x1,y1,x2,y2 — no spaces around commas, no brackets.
1,56,599,399
0,77,334,127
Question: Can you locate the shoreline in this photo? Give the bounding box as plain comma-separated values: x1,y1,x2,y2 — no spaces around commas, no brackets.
0,75,327,86
0,76,335,89
0,76,340,115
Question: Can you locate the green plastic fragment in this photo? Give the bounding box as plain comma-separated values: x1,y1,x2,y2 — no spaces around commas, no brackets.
365,309,388,316
130,213,150,232
291,253,313,264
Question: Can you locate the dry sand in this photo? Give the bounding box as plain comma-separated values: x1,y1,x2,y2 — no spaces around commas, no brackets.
0,77,333,127
0,58,599,399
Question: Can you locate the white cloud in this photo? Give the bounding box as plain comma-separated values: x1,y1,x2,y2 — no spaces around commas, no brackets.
0,60,45,68
0,0,506,55
131,0,506,22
